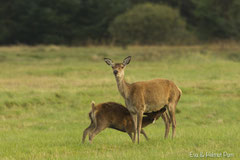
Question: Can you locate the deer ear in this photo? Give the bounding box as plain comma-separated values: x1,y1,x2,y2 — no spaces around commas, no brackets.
104,58,113,66
123,56,131,66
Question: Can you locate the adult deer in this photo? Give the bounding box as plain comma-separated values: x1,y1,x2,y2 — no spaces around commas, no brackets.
104,56,182,143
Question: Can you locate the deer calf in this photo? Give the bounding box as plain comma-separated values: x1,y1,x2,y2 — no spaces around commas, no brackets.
82,101,166,143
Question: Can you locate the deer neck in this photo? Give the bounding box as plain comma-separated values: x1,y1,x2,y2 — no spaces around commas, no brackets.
115,75,130,99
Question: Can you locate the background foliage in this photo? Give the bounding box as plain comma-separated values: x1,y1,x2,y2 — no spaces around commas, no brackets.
0,0,240,44
109,3,190,45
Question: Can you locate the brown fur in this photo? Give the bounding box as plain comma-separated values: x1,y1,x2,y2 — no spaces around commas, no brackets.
104,56,182,143
82,102,166,143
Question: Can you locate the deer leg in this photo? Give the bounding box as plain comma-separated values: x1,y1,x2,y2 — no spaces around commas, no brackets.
89,125,107,143
168,103,177,139
137,112,143,144
161,112,170,139
131,113,137,143
82,122,95,143
127,132,134,142
140,129,149,140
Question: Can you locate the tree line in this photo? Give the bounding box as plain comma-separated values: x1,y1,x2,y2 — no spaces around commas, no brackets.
0,0,239,45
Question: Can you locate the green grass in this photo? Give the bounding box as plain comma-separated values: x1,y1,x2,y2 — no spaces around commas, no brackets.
0,45,240,159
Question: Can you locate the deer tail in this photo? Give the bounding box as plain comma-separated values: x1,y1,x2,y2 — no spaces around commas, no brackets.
89,101,97,125
177,87,182,102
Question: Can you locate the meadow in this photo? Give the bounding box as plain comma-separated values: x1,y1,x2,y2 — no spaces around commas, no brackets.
0,44,239,160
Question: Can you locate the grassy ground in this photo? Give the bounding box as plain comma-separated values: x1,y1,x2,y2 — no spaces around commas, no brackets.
0,45,239,160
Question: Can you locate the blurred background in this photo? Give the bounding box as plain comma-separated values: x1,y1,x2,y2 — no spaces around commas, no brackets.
0,0,240,45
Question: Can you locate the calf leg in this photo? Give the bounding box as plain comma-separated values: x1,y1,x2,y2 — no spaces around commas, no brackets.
127,132,134,142
89,123,107,143
140,129,149,140
82,122,95,143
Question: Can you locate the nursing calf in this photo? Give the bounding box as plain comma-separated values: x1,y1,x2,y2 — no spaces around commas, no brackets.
82,102,166,143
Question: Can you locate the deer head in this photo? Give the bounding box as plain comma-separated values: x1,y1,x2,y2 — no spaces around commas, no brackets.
104,56,131,78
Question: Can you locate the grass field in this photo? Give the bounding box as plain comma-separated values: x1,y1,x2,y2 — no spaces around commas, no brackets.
0,45,239,160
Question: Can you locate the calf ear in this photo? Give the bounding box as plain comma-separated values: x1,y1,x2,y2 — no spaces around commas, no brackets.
155,107,166,120
123,56,131,66
160,107,166,113
104,58,113,66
